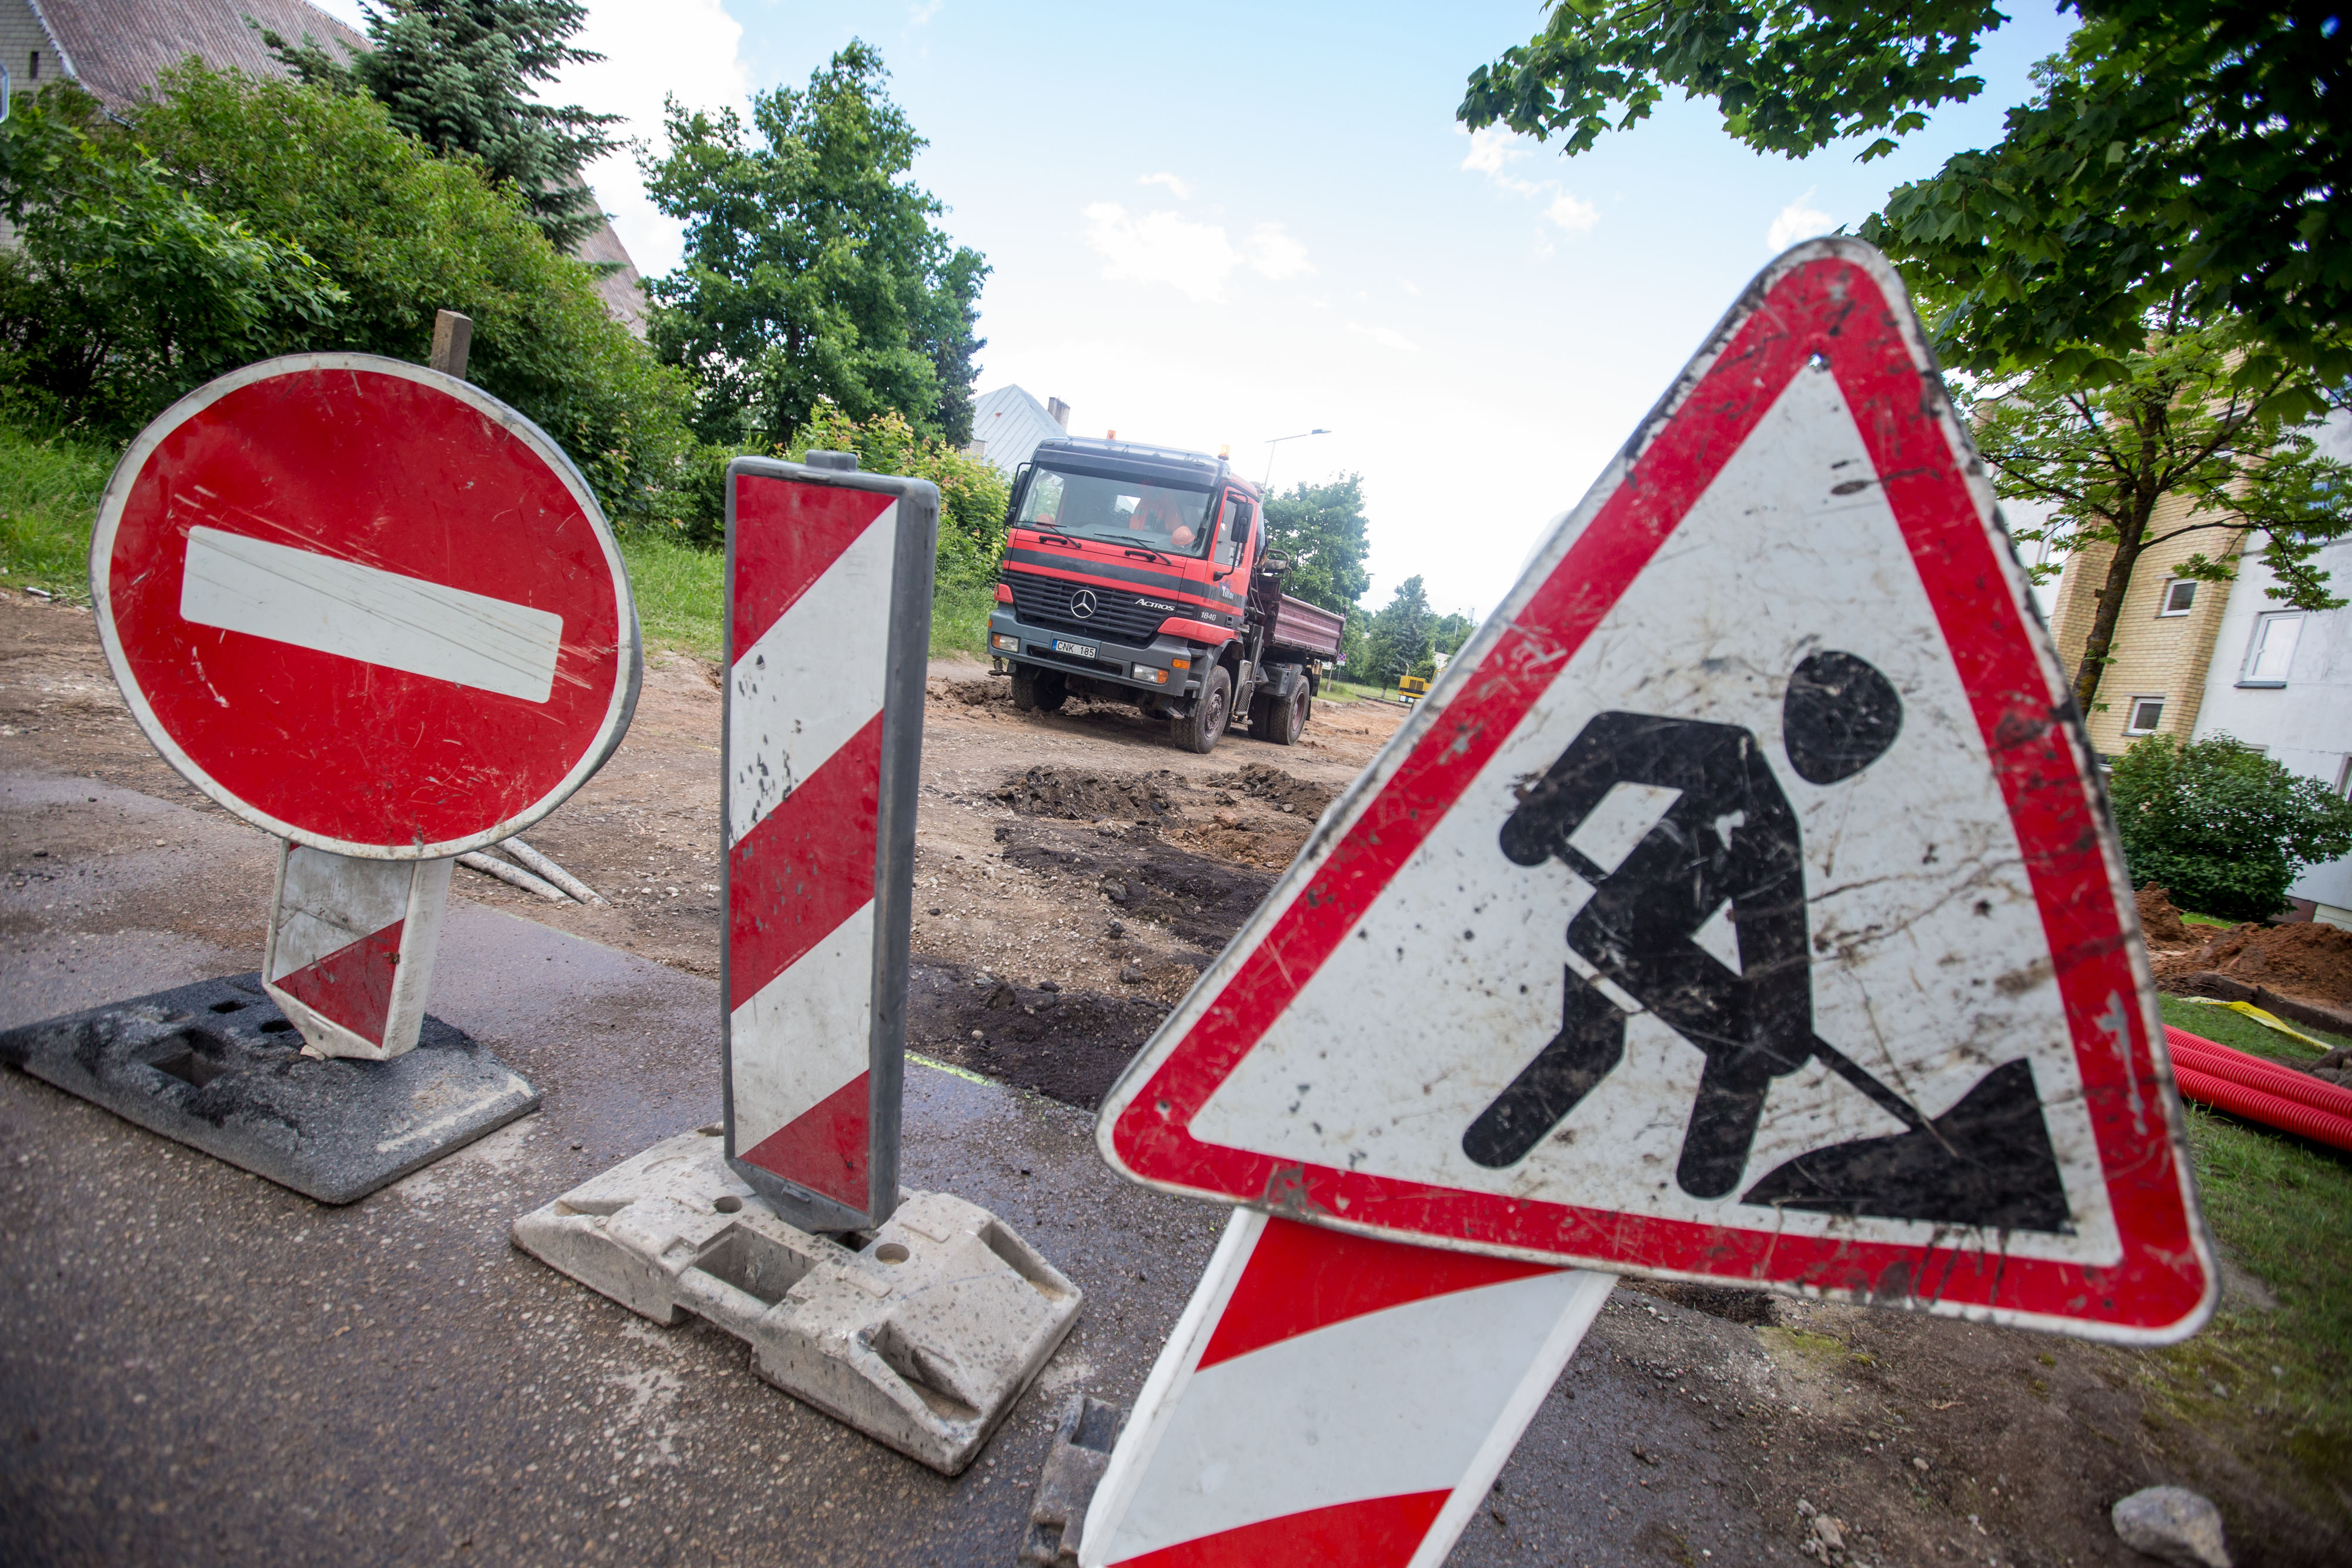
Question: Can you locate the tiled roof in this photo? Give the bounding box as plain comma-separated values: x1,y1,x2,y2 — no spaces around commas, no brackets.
32,0,363,112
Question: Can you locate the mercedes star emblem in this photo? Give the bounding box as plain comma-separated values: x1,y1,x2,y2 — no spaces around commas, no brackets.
1071,589,1098,619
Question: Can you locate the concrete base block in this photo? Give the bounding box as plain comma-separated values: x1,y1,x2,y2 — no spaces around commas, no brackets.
511,1128,1084,1475
0,972,539,1204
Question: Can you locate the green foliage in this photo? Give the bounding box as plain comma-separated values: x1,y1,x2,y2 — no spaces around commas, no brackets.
642,42,988,449
1360,574,1434,686
782,405,1010,587
2109,734,2352,921
0,416,112,598
1973,309,2350,708
617,528,726,657
1461,2,2352,386
0,86,348,430
1432,611,1475,657
928,580,998,661
1262,473,1373,614
2,65,697,527
265,0,620,250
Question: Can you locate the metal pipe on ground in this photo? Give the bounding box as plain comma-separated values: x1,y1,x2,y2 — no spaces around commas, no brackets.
501,836,606,905
456,851,567,902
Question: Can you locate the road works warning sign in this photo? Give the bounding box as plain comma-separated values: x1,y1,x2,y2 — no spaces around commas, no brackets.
1095,239,2214,1342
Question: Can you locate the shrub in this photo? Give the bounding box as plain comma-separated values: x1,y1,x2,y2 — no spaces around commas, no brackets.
780,405,1008,586
2108,734,2352,921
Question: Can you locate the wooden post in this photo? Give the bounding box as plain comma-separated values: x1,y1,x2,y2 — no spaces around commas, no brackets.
429,310,473,380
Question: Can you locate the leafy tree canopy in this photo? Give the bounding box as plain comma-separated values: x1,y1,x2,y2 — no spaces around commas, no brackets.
1974,305,2349,710
0,68,694,526
2109,733,2352,921
1461,2,2350,387
1261,472,1373,613
1361,574,1435,685
643,42,988,450
266,0,619,250
783,404,1008,583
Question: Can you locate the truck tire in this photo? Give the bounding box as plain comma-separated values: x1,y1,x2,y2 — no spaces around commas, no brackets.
1174,667,1232,754
1011,667,1067,713
1262,684,1307,746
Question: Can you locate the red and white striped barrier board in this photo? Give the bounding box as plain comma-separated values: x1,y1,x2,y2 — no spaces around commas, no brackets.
91,354,640,1061
264,844,454,1059
1094,238,2214,1344
1080,1211,1614,1567
722,455,938,1232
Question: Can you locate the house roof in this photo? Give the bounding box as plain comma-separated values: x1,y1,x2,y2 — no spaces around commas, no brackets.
969,386,1070,476
24,0,647,333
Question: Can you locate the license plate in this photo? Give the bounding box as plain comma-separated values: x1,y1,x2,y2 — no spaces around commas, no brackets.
1052,638,1098,660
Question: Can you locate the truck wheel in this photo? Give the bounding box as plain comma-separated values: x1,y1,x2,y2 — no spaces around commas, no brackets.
1264,685,1307,746
1174,668,1232,754
1011,667,1040,711
1013,668,1067,714
1034,671,1068,713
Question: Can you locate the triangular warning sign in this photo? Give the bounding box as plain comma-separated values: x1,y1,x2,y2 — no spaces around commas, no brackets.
1096,240,2214,1343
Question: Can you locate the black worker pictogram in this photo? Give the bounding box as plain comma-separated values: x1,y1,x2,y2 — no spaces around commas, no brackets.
1465,650,2073,1232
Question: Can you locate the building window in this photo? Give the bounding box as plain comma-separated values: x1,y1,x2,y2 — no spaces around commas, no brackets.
29,51,39,80
2158,579,2197,616
2124,696,2166,735
2239,611,2304,687
2337,757,2352,800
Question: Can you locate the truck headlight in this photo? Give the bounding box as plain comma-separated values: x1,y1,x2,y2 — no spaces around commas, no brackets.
1132,665,1168,685
992,633,1020,653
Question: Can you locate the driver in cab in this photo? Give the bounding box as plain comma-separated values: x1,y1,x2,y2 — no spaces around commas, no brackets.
1127,487,1198,551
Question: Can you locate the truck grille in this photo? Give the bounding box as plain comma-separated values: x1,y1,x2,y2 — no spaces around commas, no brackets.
1004,574,1170,644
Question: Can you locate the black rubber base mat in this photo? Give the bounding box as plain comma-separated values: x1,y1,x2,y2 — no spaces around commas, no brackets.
0,972,539,1203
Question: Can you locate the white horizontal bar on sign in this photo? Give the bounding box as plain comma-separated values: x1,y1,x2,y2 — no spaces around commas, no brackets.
179,526,564,703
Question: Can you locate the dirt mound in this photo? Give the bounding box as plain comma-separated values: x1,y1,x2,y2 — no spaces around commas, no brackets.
994,766,1182,823
1206,763,1338,817
2136,885,2194,946
903,962,1174,1109
2157,920,2352,1009
930,678,1007,708
994,818,1274,952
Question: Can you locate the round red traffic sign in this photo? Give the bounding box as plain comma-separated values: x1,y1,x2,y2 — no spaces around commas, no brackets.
91,354,641,859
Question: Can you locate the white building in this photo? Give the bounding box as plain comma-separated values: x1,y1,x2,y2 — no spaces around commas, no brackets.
966,386,1070,476
2190,416,2352,924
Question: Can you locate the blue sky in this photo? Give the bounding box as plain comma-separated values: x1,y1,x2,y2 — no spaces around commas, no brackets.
317,1,2076,618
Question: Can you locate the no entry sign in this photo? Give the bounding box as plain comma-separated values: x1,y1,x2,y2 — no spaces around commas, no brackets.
1094,240,2214,1343
90,354,640,859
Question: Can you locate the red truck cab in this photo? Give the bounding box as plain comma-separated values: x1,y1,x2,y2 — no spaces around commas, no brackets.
987,437,1339,753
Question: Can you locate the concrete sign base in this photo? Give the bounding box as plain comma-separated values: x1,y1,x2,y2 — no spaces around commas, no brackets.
512,1128,1083,1475
0,972,540,1203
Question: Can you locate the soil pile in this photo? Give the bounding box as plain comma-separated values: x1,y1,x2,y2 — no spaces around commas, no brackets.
2153,920,2352,1009
930,678,1007,708
994,817,1274,952
903,962,1171,1109
1206,763,1338,817
994,766,1182,822
2136,885,2195,947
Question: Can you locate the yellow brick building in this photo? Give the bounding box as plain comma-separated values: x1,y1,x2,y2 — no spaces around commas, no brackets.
2043,492,2244,757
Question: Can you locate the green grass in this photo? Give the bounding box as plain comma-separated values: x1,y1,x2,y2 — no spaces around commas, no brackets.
0,421,113,600
2180,910,2237,929
930,579,995,661
618,530,726,658
2143,994,2352,1499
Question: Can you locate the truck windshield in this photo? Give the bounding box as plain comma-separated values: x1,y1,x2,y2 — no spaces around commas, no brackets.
1019,467,1214,557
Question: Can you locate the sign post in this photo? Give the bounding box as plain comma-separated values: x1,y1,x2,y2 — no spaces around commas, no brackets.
1072,239,2215,1564
514,454,1084,1477
0,350,639,1202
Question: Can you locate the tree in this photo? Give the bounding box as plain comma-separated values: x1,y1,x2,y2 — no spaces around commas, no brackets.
1261,473,1372,613
0,86,347,430
1977,308,2350,713
1459,2,2350,387
1361,574,1435,687
2107,733,2352,921
86,63,694,525
642,42,988,450
782,404,1008,580
266,0,619,250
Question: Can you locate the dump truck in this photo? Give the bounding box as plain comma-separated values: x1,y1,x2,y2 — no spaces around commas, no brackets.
987,437,1345,754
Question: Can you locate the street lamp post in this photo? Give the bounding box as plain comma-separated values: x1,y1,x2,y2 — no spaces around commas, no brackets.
1261,428,1331,489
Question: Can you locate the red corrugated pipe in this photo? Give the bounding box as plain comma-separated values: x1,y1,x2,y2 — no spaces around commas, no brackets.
2163,1025,2352,1154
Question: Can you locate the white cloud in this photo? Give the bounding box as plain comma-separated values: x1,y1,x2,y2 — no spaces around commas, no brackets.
551,0,753,279
1245,223,1314,280
1544,193,1600,233
1348,322,1419,352
1767,188,1837,251
1083,204,1241,302
1138,172,1197,199
908,0,944,23
1459,125,1526,176
1461,123,1598,243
